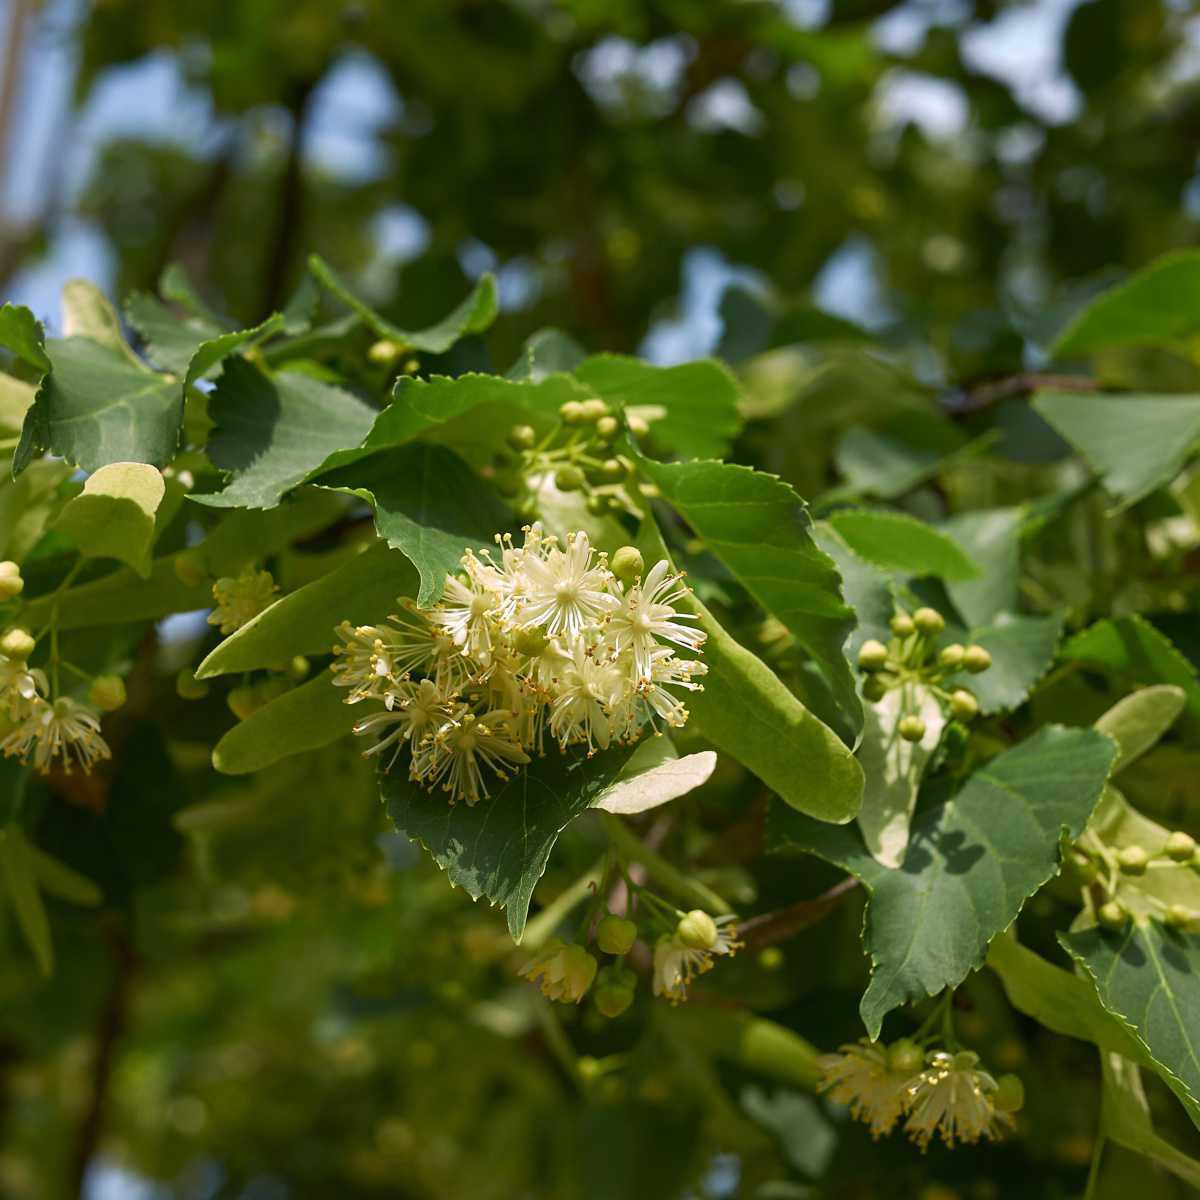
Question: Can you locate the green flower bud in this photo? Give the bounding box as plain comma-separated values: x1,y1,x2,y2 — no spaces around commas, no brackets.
507,424,537,451
1118,845,1150,875
888,1038,925,1075
554,465,586,492
176,668,209,701
950,689,978,721
610,546,644,585
0,561,24,600
559,400,588,425
890,612,916,637
227,685,260,720
288,655,311,683
862,676,888,703
579,399,609,422
963,644,992,674
174,549,207,588
367,338,402,365
1164,831,1196,863
1098,901,1127,929
627,413,650,438
0,627,35,660
593,963,636,1018
595,415,620,441
1165,903,1197,928
600,457,624,482
88,674,126,712
586,494,608,515
857,639,889,672
993,1074,1025,1114
913,607,945,635
938,643,965,670
596,914,638,956
898,714,926,743
676,910,718,951
1068,850,1099,884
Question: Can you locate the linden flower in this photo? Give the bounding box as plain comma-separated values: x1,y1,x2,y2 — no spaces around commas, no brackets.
429,571,497,661
547,635,625,752
652,911,740,1003
517,531,617,638
1,696,111,774
608,560,705,679
419,709,530,805
903,1050,1002,1150
817,1041,915,1139
639,648,707,729
519,939,598,1003
332,609,444,705
354,679,461,768
0,654,47,721
208,568,277,635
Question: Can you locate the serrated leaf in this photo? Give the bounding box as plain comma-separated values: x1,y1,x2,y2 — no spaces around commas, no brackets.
574,354,743,459
14,337,182,476
0,303,50,372
967,612,1065,715
383,741,641,941
637,515,863,823
826,509,979,581
636,457,860,737
212,669,358,775
1062,921,1200,1129
196,540,417,678
1095,685,1187,773
1033,391,1200,508
769,726,1116,1036
195,358,376,509
939,507,1023,627
1053,251,1200,357
318,444,511,606
53,462,165,577
593,742,718,815
1101,1052,1200,1185
309,254,497,353
60,279,141,365
857,685,945,868
507,328,586,381
0,826,53,975
1063,615,1200,723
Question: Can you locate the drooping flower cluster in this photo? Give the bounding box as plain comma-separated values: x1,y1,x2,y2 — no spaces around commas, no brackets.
332,527,707,805
817,1039,1022,1150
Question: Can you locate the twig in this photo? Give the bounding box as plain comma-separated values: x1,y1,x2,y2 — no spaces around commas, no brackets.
602,813,732,915
945,372,1099,415
737,876,859,949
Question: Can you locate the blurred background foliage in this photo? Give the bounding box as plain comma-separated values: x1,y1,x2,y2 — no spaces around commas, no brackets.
4,1,1200,1197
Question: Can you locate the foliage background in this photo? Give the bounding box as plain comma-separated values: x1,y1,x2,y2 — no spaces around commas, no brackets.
3,0,1200,1197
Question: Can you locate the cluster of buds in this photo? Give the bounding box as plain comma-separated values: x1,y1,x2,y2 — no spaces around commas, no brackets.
0,560,24,601
857,607,991,739
491,399,650,520
1071,827,1200,931
818,1036,1023,1150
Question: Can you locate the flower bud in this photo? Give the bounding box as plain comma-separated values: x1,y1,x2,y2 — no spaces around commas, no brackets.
938,643,965,670
1118,845,1149,875
554,465,586,492
857,639,889,672
1165,903,1197,928
559,400,588,425
519,940,598,1003
367,339,402,365
1164,831,1196,863
1098,901,1127,929
963,645,992,674
586,494,607,515
600,457,624,482
596,914,637,956
288,655,311,683
993,1074,1025,1114
174,549,207,587
676,910,718,951
862,676,888,703
898,715,926,743
1068,850,1099,884
0,562,24,600
579,399,609,422
227,685,261,721
257,677,290,704
913,607,944,635
611,546,644,585
950,689,978,722
627,413,650,438
0,627,35,660
176,668,209,700
507,424,537,451
595,415,620,441
888,1038,925,1075
88,674,126,712
890,612,915,637
593,963,636,1018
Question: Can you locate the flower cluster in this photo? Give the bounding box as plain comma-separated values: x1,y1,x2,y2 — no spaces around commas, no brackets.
208,567,278,635
817,1039,1022,1150
332,527,707,806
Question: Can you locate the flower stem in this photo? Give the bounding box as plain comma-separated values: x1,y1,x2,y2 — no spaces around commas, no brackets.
522,856,606,950
602,813,732,915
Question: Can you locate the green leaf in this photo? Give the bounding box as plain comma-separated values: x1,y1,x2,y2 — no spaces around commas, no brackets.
318,444,512,606
574,354,743,459
212,669,358,775
383,741,641,941
939,507,1023,627
14,337,182,476
60,279,142,365
0,372,35,433
0,826,53,975
309,254,497,353
769,726,1116,1037
195,358,377,509
196,540,417,678
637,516,863,824
1062,921,1200,1128
593,744,718,815
1095,685,1187,773
1053,251,1200,357
826,509,979,581
636,457,860,737
1062,615,1200,724
1101,1052,1200,1186
967,612,1065,715
53,462,165,577
0,303,50,372
27,843,102,907
1033,391,1200,507
507,328,586,381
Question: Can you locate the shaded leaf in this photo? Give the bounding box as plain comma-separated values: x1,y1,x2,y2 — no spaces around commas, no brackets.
54,461,165,577
0,303,50,372
1101,1052,1200,1186
967,612,1065,715
0,826,53,975
939,507,1023,627
827,509,978,581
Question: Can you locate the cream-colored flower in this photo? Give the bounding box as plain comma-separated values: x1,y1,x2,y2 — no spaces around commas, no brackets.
208,568,277,635
429,571,497,662
547,634,624,752
519,939,597,1003
354,679,461,768
608,560,705,679
817,1041,915,1139
419,709,530,805
1,696,111,774
903,1050,1001,1150
0,653,46,720
638,647,707,728
651,912,740,1003
517,531,617,638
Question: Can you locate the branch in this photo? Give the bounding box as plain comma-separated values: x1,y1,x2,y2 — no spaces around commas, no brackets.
737,876,859,949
